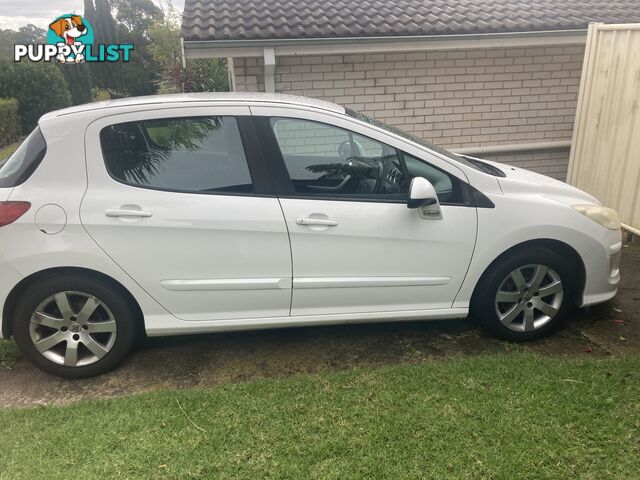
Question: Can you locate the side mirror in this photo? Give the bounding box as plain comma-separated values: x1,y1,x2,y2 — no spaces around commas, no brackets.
408,177,442,219
408,177,438,208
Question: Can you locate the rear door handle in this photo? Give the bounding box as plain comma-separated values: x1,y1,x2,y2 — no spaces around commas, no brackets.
105,209,153,218
296,217,338,227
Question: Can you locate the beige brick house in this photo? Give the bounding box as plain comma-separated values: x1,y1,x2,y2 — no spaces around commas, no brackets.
181,0,639,180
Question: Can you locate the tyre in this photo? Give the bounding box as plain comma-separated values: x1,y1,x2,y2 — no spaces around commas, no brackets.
12,274,138,378
471,246,575,341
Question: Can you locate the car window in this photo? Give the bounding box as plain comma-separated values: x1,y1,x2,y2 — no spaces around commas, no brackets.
270,117,411,201
0,128,47,188
100,116,253,194
346,108,489,174
403,153,464,204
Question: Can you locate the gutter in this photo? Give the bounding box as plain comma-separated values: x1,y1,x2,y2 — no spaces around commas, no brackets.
182,29,587,58
184,29,587,49
453,140,572,156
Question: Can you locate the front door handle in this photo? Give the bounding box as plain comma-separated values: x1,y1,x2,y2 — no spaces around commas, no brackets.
105,209,153,218
296,217,338,227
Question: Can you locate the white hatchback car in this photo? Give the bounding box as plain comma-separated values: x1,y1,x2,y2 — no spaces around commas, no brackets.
0,93,621,377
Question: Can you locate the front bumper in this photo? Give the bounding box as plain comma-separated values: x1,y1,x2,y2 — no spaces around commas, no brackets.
580,229,622,307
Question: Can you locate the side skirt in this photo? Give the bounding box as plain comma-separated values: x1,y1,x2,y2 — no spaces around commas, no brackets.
144,308,469,337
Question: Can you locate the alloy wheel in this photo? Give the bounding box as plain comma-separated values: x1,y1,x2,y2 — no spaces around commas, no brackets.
494,264,564,332
29,291,117,367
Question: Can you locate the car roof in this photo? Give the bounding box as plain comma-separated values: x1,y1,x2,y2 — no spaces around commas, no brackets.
39,92,346,121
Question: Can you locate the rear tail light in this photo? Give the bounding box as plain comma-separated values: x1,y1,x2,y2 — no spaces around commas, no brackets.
0,201,31,227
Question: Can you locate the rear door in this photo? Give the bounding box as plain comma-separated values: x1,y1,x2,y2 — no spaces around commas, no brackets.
81,106,292,322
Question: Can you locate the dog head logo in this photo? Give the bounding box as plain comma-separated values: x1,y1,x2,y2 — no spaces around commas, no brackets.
49,16,87,45
46,14,94,63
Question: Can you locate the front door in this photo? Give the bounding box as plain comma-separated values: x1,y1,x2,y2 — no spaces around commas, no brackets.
81,107,292,321
254,109,477,316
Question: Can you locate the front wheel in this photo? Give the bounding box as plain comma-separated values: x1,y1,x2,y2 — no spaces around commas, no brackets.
13,274,138,378
472,247,575,341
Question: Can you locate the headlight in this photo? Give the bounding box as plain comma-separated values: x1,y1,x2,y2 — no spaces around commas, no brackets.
572,204,621,230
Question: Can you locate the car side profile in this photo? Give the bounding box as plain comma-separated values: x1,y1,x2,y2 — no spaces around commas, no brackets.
0,93,622,378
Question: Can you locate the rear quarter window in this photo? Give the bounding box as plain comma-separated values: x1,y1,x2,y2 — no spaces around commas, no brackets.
0,128,47,188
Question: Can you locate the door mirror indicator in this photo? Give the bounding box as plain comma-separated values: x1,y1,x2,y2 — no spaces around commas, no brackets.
408,177,442,219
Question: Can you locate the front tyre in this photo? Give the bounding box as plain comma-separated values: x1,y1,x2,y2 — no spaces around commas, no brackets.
472,247,575,341
13,274,138,378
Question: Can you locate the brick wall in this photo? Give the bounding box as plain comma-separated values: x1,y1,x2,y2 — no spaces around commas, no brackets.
233,44,584,179
481,148,570,179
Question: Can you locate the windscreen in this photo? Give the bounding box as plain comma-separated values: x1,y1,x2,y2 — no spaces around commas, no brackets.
345,108,489,174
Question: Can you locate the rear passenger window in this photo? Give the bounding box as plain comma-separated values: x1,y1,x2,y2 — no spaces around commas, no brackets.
0,128,47,188
100,116,253,194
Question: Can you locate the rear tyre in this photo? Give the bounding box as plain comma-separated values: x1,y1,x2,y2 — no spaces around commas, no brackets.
471,247,575,341
12,274,137,378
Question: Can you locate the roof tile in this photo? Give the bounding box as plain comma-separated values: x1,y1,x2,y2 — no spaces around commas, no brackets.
182,0,640,41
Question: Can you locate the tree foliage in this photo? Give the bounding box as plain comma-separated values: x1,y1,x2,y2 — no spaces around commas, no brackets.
148,3,230,94
0,60,71,132
84,0,123,94
60,64,93,105
147,3,183,70
0,99,21,147
113,0,163,96
84,0,163,97
157,61,230,94
1,0,229,111
112,0,163,36
0,24,46,58
93,0,118,45
84,0,96,23
0,26,85,108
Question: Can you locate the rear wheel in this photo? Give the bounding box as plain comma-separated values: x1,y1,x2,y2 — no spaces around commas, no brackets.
472,247,575,341
13,274,137,378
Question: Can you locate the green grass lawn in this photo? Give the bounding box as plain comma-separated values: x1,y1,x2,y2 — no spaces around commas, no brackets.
0,353,638,479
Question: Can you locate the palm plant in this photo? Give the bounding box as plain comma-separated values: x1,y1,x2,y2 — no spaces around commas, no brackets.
159,59,230,94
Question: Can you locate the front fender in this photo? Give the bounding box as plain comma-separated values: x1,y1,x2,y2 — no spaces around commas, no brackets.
454,193,620,308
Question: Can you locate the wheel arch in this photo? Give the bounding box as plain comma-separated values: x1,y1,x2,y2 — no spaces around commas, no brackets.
2,266,145,339
470,238,586,307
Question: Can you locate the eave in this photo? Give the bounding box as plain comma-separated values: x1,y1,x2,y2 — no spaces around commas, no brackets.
182,29,588,59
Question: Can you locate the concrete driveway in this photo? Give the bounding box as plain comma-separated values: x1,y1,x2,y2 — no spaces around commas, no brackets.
1,241,638,409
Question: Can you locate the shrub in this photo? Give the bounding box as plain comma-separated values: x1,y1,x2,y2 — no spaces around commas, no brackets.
0,98,20,147
158,60,230,94
0,60,72,133
59,63,93,106
91,88,112,102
